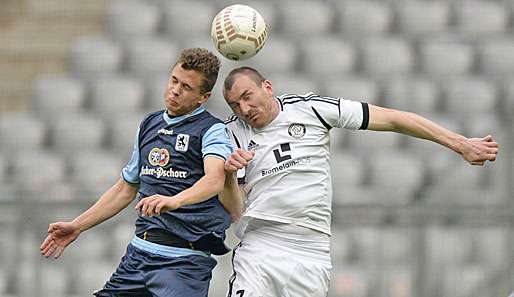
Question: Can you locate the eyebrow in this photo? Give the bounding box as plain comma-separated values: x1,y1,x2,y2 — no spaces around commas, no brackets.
239,90,250,99
171,75,192,90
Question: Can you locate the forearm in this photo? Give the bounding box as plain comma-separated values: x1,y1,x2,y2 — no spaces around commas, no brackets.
174,174,225,207
392,111,467,154
72,179,137,232
219,172,243,222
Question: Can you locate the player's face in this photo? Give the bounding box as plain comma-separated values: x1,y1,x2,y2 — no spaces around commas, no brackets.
224,75,274,128
164,64,210,116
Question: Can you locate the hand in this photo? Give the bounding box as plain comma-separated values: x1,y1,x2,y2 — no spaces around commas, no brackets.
40,221,81,259
461,135,499,166
225,149,255,172
135,194,182,217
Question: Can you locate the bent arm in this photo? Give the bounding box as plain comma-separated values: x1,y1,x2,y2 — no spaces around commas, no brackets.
72,178,138,232
173,156,226,207
219,171,244,222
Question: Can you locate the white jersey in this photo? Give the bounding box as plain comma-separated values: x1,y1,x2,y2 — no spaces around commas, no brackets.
225,93,368,236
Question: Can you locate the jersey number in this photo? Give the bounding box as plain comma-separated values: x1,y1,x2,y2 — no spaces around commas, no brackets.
236,289,245,297
273,143,292,163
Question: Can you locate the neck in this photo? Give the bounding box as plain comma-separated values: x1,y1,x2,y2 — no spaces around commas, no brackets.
263,98,280,127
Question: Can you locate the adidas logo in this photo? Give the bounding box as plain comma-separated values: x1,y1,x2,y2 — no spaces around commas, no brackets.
247,140,259,151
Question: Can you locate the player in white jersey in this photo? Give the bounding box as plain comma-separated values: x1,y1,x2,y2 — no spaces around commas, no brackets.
219,67,499,297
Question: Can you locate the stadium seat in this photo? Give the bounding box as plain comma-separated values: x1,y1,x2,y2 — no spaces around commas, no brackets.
162,0,216,38
473,228,510,269
39,263,70,297
0,112,47,150
107,111,146,156
0,184,17,202
245,36,299,75
90,75,145,115
126,37,179,78
267,73,319,97
479,39,514,76
106,0,160,41
337,0,392,36
11,150,66,192
426,227,473,266
379,266,414,297
322,76,380,105
278,0,334,36
346,227,381,265
70,36,123,79
74,262,116,296
379,229,413,265
440,265,487,297
330,230,352,264
0,155,7,184
382,76,440,113
442,77,498,114
50,112,106,152
504,78,514,115
69,150,124,196
32,76,86,117
346,129,403,152
361,37,413,76
331,152,365,187
395,1,449,36
146,74,170,111
454,1,508,37
301,35,355,76
420,39,474,76
329,266,370,297
367,150,424,200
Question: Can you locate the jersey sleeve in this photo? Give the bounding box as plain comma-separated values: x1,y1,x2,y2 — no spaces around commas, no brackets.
225,117,247,184
307,94,369,130
121,127,141,185
202,123,235,161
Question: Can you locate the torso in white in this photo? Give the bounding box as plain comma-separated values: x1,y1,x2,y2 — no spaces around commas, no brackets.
225,92,368,236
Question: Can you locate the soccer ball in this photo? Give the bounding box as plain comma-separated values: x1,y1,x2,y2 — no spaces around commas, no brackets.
211,4,268,61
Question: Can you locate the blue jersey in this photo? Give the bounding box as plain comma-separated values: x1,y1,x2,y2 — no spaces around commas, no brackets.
121,106,233,255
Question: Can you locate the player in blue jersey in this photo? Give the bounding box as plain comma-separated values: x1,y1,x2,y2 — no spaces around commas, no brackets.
40,48,240,297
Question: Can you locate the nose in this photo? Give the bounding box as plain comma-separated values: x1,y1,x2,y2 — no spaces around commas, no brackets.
240,101,251,116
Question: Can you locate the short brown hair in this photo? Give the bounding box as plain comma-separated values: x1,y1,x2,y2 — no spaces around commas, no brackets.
223,66,266,92
175,48,221,93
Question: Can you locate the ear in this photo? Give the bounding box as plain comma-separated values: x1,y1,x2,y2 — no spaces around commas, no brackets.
262,80,273,96
198,91,211,104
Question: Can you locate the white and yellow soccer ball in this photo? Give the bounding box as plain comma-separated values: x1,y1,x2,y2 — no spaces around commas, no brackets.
211,4,268,61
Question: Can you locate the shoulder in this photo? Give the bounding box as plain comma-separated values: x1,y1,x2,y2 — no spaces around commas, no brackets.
277,93,339,110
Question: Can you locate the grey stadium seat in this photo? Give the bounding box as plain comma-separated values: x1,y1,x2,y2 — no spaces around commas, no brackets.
162,0,216,38
331,152,365,187
473,228,510,269
382,76,440,113
75,262,117,296
0,112,46,150
323,77,380,105
479,39,514,76
267,73,319,97
442,77,497,114
454,0,508,37
329,266,370,297
32,76,86,117
395,1,449,36
107,112,146,156
361,37,413,76
107,0,160,41
420,39,474,77
346,128,403,152
69,150,124,196
504,78,514,114
39,263,70,297
301,35,355,76
338,0,392,37
90,75,145,115
51,112,106,152
245,36,299,75
379,266,413,297
0,155,6,184
70,36,122,78
11,150,66,192
278,0,334,36
146,74,170,111
126,37,179,78
367,150,424,202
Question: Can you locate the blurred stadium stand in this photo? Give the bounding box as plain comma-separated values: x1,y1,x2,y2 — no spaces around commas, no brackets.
0,0,512,297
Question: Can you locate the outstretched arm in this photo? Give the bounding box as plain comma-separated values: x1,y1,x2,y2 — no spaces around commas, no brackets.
367,104,499,165
40,178,138,258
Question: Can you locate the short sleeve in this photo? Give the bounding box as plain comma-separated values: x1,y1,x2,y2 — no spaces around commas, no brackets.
121,127,141,185
307,94,369,130
202,123,235,161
